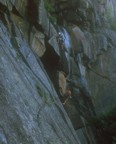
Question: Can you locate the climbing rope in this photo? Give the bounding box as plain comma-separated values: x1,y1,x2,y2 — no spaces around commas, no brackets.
88,65,116,86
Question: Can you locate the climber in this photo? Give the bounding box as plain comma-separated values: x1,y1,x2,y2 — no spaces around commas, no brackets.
57,32,65,48
56,32,69,75
63,88,72,105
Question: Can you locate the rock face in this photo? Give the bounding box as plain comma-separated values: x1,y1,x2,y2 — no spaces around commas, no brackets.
0,1,81,144
0,0,116,144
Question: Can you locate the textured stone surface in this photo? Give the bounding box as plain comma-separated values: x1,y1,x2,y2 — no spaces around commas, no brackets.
0,19,80,144
0,0,116,144
31,29,45,57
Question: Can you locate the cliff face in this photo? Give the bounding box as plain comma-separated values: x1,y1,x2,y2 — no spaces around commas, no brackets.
0,0,116,144
0,1,80,144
